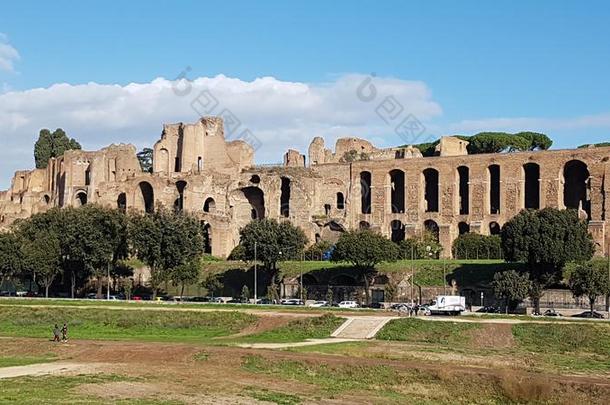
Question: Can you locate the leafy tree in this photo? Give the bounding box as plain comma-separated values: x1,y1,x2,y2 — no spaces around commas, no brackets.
452,233,502,259
331,229,399,304
578,142,610,149
240,285,250,303
129,208,204,298
304,240,333,260
172,258,201,298
239,218,308,296
0,232,23,294
34,128,81,169
137,148,154,173
568,262,610,314
21,232,61,297
502,208,594,313
200,272,223,298
491,270,532,313
227,244,247,261
397,230,442,259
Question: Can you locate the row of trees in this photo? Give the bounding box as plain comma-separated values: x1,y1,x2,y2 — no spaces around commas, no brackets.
0,205,206,298
413,131,552,157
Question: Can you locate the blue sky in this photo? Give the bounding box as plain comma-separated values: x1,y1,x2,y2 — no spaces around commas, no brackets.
1,1,610,187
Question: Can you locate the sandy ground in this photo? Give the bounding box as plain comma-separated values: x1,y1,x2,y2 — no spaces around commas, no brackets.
0,362,103,379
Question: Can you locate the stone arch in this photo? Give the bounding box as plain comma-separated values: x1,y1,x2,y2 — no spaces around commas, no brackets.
320,221,345,243
488,164,500,214
330,273,359,286
423,168,439,212
523,162,540,209
389,169,405,213
458,221,470,235
390,219,405,242
489,221,501,235
203,197,216,213
175,180,187,212
424,219,439,242
302,273,319,286
42,194,50,205
249,174,261,184
117,193,127,212
563,160,590,219
280,177,290,218
242,186,265,219
137,181,155,213
359,221,371,230
457,166,469,215
74,191,87,206
336,192,345,210
360,171,372,214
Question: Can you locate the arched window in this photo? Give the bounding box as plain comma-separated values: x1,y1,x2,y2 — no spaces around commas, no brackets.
458,222,470,235
117,193,127,212
336,192,345,209
488,165,500,214
389,169,405,213
360,171,372,214
359,221,371,230
563,160,590,219
523,163,540,209
424,219,439,242
203,197,216,213
457,166,469,215
423,168,439,212
138,182,154,213
75,191,87,206
280,177,290,218
489,221,501,235
390,220,405,242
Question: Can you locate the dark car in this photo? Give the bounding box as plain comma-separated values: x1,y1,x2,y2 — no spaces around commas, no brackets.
543,309,562,317
478,306,501,313
573,311,605,319
366,302,385,309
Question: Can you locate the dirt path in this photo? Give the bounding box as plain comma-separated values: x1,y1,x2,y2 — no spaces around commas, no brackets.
0,362,101,379
237,337,360,349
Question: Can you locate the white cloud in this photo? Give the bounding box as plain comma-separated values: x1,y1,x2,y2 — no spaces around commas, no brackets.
0,74,442,188
0,33,20,72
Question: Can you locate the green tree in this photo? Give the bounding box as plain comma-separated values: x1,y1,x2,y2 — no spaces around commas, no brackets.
304,240,333,260
452,233,502,259
34,128,81,169
331,229,399,304
397,230,442,259
172,258,201,298
137,148,154,173
568,262,610,314
21,232,61,297
0,232,23,294
502,208,594,313
200,272,223,298
129,208,204,298
491,270,532,313
239,218,308,296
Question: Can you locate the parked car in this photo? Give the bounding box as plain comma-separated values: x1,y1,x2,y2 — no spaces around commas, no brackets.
573,310,605,319
255,298,274,305
543,309,562,317
309,300,329,307
478,306,501,313
365,302,384,309
86,293,97,299
282,298,305,306
338,301,358,309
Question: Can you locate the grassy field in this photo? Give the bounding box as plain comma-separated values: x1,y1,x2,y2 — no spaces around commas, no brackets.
376,318,480,345
0,306,256,342
0,355,56,368
229,314,345,344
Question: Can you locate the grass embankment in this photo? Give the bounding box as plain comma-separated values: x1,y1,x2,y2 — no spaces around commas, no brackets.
0,355,56,368
230,314,345,344
318,318,610,373
0,306,256,342
241,354,601,404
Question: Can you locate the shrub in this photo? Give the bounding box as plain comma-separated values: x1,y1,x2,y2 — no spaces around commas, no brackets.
452,233,501,259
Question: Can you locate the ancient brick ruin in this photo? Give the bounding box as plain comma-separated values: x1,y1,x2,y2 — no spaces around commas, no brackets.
1,116,608,258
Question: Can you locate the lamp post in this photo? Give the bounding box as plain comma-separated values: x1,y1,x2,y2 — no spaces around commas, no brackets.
254,241,257,304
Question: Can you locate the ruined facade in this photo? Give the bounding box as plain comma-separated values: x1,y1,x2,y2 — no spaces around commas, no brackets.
2,116,609,258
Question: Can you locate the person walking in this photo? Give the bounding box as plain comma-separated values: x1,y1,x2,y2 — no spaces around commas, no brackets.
52,324,60,342
61,323,68,342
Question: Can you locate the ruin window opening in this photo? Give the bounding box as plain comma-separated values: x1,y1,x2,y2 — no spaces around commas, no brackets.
423,168,439,213
138,181,154,213
489,221,501,235
336,192,345,209
390,169,405,213
458,221,470,235
324,204,331,216
203,197,216,213
359,221,371,230
250,175,260,184
175,181,187,212
489,164,500,214
457,166,469,215
523,163,540,209
563,160,591,219
424,219,440,242
360,171,372,214
85,168,91,186
174,157,181,172
75,191,87,206
390,220,405,242
202,223,212,254
117,193,127,212
242,186,265,219
197,157,203,172
280,177,291,218
43,195,50,205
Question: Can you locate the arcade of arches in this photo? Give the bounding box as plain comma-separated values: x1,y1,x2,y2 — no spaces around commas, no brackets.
2,117,609,259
